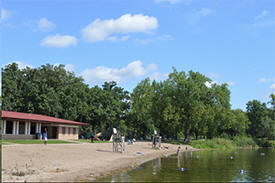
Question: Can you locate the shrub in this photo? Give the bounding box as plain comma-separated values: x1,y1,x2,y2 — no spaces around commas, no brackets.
254,138,275,148
233,135,258,148
220,133,232,139
189,138,236,150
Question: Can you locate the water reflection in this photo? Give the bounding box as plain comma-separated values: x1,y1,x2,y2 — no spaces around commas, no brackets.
97,149,275,182
152,157,161,175
177,154,180,169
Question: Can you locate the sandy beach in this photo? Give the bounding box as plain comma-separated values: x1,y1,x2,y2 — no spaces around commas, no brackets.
2,142,194,182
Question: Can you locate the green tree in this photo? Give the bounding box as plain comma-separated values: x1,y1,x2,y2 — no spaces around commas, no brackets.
246,99,274,138
129,78,155,138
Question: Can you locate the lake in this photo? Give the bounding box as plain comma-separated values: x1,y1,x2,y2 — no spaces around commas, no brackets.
97,148,274,182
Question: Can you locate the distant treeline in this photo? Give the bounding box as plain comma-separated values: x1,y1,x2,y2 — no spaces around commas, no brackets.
2,63,275,141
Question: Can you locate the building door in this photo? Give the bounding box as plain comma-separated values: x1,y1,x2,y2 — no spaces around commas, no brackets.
52,127,57,139
5,121,13,134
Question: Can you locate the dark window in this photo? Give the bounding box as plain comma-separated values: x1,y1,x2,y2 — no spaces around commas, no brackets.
68,128,71,135
19,122,25,134
73,128,76,135
30,123,36,134
62,127,65,134
6,121,13,134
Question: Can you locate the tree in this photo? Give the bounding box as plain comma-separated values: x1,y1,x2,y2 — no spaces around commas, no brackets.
88,82,130,137
227,109,250,136
2,63,91,123
129,78,155,138
246,99,274,138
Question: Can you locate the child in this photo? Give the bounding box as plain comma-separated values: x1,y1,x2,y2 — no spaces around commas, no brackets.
177,146,181,155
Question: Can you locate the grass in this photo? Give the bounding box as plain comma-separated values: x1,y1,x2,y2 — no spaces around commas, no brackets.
0,139,78,144
189,138,237,150
166,136,261,150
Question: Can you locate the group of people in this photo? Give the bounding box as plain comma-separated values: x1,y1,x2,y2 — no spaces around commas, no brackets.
128,138,136,145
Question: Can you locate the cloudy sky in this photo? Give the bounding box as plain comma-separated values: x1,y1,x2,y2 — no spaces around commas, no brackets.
0,0,274,110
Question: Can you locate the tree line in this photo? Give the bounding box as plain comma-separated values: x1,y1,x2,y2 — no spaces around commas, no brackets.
2,63,274,141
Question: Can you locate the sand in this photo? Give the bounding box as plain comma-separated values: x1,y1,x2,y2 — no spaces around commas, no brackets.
2,142,194,182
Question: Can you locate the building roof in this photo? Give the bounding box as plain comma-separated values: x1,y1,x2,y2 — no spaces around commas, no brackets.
1,110,88,126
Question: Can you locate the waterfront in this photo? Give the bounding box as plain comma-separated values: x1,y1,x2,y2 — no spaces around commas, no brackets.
98,148,275,182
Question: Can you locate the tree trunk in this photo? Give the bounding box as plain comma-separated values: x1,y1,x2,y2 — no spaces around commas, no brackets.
184,129,190,143
195,131,198,140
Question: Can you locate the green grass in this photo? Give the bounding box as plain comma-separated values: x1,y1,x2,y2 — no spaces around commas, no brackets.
166,136,262,150
0,139,78,144
189,138,237,150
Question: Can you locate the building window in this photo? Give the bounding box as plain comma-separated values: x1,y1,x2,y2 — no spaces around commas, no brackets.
6,121,13,134
73,128,76,135
19,122,25,134
68,127,71,135
62,127,65,134
30,123,36,134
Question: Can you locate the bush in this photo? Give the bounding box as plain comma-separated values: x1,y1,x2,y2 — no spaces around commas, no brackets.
232,136,258,148
254,138,275,148
189,138,236,150
220,133,232,139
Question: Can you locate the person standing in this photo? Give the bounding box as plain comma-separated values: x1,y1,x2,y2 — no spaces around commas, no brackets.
177,146,181,155
44,128,48,145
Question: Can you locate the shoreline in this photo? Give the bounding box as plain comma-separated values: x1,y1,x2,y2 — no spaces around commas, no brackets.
2,142,196,182
87,148,186,182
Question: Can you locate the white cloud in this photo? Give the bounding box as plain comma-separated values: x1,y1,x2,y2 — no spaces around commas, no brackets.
184,8,213,25
227,81,236,86
259,77,275,83
135,34,173,44
254,10,269,21
1,8,12,20
38,18,55,31
270,83,275,90
195,8,213,18
205,81,217,88
54,63,75,72
40,34,77,48
16,61,33,69
2,61,33,70
64,64,75,72
80,60,155,83
208,72,220,79
154,0,182,4
149,72,168,81
82,14,158,42
147,64,158,72
108,35,130,42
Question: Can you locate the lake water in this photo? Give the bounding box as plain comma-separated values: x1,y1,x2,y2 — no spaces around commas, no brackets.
97,148,275,182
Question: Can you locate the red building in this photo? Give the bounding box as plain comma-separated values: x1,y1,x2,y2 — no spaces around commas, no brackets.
1,110,88,140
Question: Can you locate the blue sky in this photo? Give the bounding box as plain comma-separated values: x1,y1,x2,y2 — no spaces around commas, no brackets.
0,0,274,110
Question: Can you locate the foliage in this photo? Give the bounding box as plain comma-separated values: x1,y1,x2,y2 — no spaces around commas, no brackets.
232,135,258,148
254,138,275,148
189,138,236,150
2,63,274,143
246,97,275,139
